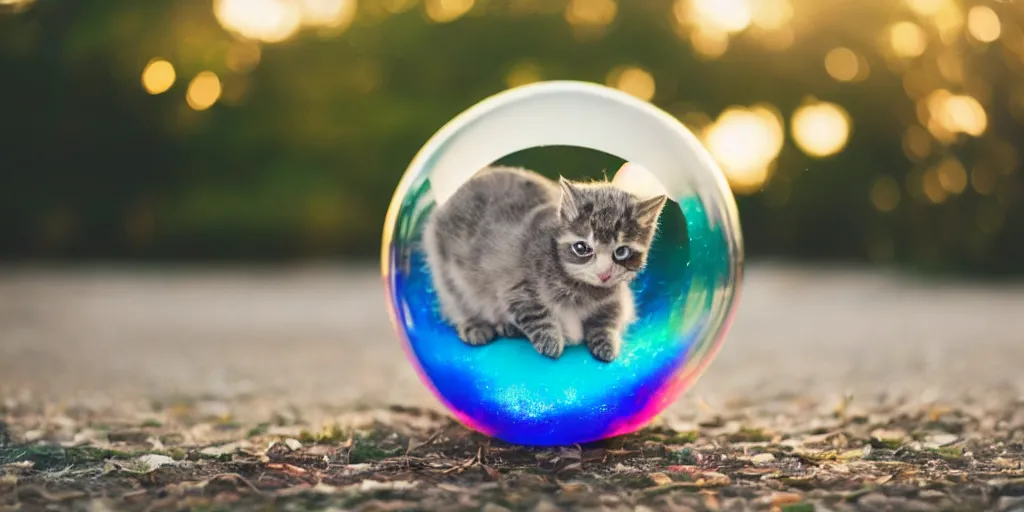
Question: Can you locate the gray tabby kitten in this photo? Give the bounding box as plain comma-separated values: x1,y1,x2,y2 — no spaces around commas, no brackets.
423,166,668,362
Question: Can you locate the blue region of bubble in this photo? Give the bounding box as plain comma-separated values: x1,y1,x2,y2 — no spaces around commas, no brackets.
385,173,732,446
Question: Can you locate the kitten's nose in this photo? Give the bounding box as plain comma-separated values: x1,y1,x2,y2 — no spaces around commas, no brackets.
598,270,612,282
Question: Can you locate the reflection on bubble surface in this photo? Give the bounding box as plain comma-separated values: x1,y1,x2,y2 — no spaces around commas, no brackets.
383,163,737,446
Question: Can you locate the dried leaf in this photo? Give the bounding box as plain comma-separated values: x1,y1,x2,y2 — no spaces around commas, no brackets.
267,462,307,475
481,464,501,481
648,472,673,486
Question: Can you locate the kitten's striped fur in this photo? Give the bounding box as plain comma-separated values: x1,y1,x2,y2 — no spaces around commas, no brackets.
423,166,667,362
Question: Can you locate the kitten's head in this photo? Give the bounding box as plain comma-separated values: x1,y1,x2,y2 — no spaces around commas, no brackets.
554,176,668,288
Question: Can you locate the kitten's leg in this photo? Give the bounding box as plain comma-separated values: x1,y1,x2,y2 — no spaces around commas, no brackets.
583,301,624,362
456,320,497,346
434,265,498,346
507,282,564,358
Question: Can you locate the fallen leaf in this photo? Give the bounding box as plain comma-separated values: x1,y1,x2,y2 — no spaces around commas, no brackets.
481,464,501,480
838,449,864,461
267,462,307,475
923,433,958,449
698,472,731,486
112,454,177,474
557,480,589,492
357,479,418,492
648,472,673,486
768,492,804,506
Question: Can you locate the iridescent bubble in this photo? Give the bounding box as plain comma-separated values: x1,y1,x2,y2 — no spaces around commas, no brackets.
381,81,743,446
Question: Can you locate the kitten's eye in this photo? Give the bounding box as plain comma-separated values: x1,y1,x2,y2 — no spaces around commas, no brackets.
571,241,592,257
613,246,632,261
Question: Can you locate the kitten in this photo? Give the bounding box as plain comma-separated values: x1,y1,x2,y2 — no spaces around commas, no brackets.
422,166,668,362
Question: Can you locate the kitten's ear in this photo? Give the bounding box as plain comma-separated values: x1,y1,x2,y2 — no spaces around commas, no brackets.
636,194,668,227
558,176,582,220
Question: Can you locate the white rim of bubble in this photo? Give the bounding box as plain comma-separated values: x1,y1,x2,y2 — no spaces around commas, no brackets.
386,79,742,255
383,81,744,339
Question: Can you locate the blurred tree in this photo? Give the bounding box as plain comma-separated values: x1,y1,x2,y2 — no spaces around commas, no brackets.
0,0,1021,274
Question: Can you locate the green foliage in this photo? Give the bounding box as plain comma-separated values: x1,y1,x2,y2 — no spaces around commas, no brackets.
1,0,1022,274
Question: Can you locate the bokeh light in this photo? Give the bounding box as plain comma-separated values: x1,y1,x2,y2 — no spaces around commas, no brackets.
225,42,262,73
186,71,222,111
299,0,358,29
791,101,851,158
870,175,901,212
607,66,656,102
889,21,927,58
966,6,1000,44
903,0,945,16
936,157,968,195
703,105,784,194
214,0,302,43
926,90,988,137
681,0,752,34
688,28,730,59
751,0,793,31
425,0,474,23
565,0,617,28
505,61,543,89
141,59,175,95
824,47,868,82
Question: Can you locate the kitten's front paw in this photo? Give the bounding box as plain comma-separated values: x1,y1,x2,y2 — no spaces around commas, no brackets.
586,332,622,362
495,322,521,338
457,321,496,346
529,330,565,359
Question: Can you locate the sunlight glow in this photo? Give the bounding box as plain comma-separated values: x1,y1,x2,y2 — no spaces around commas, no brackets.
903,0,945,16
425,0,474,23
702,105,785,194
751,0,793,31
298,0,358,29
927,90,988,137
607,66,656,102
934,2,964,45
682,0,752,34
186,71,222,111
214,0,302,43
889,21,928,58
967,6,1001,43
791,101,851,158
141,59,175,95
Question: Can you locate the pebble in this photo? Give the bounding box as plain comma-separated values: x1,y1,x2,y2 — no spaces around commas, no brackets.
917,489,947,501
750,453,776,464
997,496,1024,511
923,433,958,448
482,504,512,512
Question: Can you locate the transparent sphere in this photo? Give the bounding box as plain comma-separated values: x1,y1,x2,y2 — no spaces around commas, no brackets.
382,81,743,446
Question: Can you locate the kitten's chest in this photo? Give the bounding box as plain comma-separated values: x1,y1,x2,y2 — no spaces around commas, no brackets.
553,305,589,345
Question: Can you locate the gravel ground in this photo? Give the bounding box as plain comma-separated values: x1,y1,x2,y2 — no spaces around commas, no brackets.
2,263,1024,511
1,263,1022,411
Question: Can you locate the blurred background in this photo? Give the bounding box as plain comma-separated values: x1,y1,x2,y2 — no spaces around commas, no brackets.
2,0,1022,275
